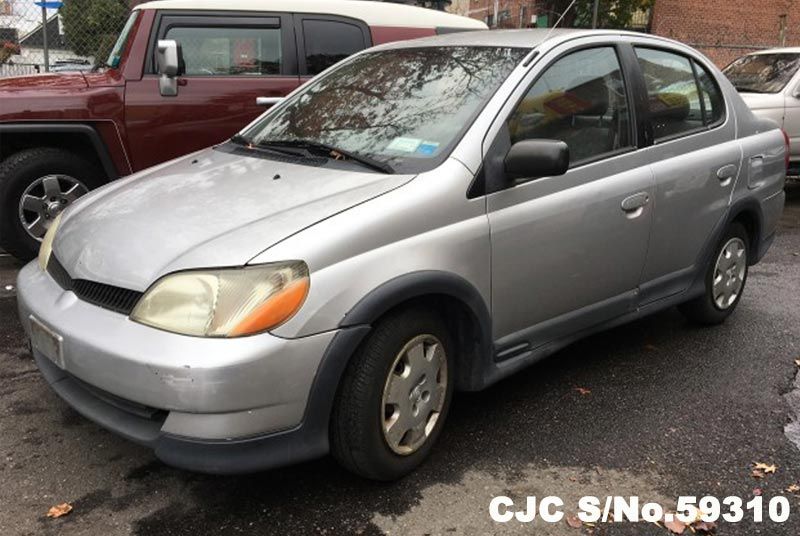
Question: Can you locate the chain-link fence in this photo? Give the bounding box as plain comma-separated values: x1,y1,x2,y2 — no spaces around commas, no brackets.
0,0,131,77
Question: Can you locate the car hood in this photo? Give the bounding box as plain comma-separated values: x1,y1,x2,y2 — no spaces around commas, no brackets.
0,72,87,91
54,147,414,291
738,91,784,110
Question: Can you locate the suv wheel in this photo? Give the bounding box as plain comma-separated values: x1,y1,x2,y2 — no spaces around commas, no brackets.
331,308,454,480
0,148,103,261
678,222,750,325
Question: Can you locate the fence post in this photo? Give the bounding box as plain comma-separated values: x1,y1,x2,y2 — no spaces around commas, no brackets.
41,4,49,72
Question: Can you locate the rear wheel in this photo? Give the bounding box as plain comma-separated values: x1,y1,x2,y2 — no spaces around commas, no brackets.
0,148,103,260
678,222,749,325
331,308,454,480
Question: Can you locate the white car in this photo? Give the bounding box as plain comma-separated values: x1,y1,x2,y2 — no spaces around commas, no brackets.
724,48,800,175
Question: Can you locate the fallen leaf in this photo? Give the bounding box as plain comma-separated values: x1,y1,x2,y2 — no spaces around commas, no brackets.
753,487,763,496
566,514,582,528
786,484,800,494
664,517,687,534
46,503,73,518
795,359,800,368
754,462,777,474
752,469,765,479
644,344,658,351
575,387,591,396
692,520,717,533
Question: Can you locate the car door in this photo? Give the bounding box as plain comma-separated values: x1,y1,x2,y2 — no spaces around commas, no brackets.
124,11,300,171
294,14,371,85
631,45,741,302
484,43,655,349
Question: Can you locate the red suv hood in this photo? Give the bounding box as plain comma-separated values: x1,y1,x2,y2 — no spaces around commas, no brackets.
0,72,88,91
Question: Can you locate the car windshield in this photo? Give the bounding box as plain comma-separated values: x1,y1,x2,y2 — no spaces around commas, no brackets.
242,46,529,174
723,53,800,93
105,11,139,69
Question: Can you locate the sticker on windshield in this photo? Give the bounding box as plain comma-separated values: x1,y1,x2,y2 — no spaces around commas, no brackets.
416,141,440,156
387,137,422,153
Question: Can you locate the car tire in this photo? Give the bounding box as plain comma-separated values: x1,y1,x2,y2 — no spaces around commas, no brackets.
330,307,455,481
0,148,103,261
678,222,750,326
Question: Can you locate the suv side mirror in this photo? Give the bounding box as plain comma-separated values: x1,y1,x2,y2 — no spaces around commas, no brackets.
504,139,570,182
792,85,800,99
157,40,183,97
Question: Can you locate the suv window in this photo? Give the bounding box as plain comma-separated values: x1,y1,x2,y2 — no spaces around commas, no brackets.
302,19,367,76
635,47,722,141
507,46,632,165
165,26,282,76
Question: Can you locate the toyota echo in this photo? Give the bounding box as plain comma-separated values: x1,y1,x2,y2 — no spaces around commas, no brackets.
17,29,787,480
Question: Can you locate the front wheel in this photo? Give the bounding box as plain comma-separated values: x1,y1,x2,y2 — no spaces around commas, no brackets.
331,308,454,480
0,148,102,261
678,222,750,325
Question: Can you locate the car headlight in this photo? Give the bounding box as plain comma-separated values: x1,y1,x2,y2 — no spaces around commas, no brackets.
38,212,62,271
130,261,309,337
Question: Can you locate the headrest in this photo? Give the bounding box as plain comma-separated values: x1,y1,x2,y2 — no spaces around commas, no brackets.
648,92,690,122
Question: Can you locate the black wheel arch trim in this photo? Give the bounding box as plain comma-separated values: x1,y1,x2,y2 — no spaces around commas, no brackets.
339,270,494,391
0,123,119,180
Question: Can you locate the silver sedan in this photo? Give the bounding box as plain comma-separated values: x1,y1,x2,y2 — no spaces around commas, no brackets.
18,29,786,480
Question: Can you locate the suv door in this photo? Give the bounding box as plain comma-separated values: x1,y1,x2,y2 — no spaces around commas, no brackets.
631,46,740,302
124,11,300,170
294,15,371,84
484,44,655,349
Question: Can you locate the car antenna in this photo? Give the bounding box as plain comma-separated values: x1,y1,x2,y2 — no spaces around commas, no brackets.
523,0,578,66
544,0,579,41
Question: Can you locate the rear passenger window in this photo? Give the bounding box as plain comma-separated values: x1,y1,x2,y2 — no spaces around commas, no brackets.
302,19,367,76
635,47,724,141
165,26,282,76
507,46,632,165
695,62,725,125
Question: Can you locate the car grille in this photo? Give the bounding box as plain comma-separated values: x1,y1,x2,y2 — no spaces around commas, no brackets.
47,255,143,315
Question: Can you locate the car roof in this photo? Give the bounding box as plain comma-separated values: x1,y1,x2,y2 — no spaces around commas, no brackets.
746,47,800,55
368,28,675,50
133,0,488,30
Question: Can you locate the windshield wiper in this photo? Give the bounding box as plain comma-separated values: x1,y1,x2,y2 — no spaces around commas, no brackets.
230,134,304,157
734,86,772,94
258,139,394,174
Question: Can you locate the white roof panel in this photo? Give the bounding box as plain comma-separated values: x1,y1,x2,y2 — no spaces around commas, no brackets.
134,0,488,30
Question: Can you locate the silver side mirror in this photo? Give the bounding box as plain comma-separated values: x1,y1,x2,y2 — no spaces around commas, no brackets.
256,96,284,107
793,86,800,99
157,40,181,97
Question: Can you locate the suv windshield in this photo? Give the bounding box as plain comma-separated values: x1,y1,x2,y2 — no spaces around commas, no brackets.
723,53,800,93
242,46,529,174
105,11,139,69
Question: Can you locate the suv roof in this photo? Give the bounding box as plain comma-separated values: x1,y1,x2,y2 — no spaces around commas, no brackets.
134,0,487,29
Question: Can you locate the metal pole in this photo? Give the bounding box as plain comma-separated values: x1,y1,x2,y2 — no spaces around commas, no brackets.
41,4,49,72
493,0,499,27
592,0,599,28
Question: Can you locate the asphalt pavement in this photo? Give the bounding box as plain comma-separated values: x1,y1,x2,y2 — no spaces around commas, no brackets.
1,184,799,536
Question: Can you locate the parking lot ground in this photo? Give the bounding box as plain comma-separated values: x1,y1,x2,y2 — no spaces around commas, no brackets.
1,185,799,536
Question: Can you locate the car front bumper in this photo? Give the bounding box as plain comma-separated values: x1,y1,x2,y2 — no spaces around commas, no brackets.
16,261,348,472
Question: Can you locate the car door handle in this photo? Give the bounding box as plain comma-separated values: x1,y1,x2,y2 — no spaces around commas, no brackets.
256,96,283,106
716,164,738,186
621,192,650,218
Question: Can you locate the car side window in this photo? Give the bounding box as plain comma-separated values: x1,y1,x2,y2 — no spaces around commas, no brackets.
694,61,725,125
635,47,719,140
302,19,367,76
507,46,632,165
164,25,282,76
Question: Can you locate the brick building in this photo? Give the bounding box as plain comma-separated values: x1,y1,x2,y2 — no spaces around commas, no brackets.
450,0,800,67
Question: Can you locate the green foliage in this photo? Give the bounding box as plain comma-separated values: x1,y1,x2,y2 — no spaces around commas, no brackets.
59,0,129,60
544,0,654,29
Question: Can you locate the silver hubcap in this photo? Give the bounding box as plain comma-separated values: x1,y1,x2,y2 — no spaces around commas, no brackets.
381,334,448,456
18,175,88,241
712,237,747,310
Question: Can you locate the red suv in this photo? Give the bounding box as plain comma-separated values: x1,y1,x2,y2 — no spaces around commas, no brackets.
0,0,484,260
